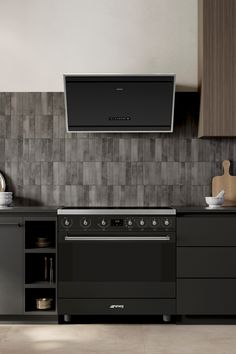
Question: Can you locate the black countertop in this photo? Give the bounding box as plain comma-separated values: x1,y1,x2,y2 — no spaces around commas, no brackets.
0,206,58,213
0,205,236,214
175,206,236,214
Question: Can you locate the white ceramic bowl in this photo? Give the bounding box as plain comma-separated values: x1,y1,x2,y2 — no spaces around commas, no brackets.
205,196,224,208
0,199,12,207
0,194,12,198
0,195,13,202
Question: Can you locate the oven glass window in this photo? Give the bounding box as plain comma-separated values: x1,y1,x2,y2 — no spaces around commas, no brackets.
59,240,175,282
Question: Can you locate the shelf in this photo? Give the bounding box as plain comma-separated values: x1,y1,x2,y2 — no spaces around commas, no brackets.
24,311,57,315
25,288,56,312
25,220,56,249
25,282,56,289
25,248,56,253
24,219,57,314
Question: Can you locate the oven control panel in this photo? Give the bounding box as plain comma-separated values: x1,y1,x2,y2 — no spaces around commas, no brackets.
60,215,175,232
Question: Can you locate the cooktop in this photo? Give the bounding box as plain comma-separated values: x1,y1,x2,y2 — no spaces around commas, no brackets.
59,206,174,209
57,207,176,215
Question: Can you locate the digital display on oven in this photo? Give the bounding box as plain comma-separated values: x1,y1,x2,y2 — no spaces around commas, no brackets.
111,219,124,226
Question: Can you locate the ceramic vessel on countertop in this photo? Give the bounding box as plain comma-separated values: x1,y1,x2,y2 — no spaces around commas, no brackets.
0,192,13,207
205,190,225,208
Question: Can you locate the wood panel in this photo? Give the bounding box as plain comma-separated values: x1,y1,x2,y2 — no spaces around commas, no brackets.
198,0,236,137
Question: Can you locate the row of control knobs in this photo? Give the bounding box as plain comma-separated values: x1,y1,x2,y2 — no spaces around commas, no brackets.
62,217,171,228
126,218,170,227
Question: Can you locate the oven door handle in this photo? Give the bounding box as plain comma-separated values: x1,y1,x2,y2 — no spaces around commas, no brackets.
64,236,171,241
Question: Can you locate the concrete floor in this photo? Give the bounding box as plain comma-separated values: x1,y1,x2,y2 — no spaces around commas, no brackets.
1,324,236,354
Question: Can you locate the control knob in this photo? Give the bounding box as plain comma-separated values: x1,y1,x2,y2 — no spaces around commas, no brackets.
99,218,109,228
164,218,170,226
101,219,106,226
152,219,157,227
80,217,91,228
65,219,70,226
62,218,72,228
83,218,88,226
127,219,133,226
139,218,145,227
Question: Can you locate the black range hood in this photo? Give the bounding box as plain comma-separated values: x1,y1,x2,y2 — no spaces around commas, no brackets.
64,74,176,133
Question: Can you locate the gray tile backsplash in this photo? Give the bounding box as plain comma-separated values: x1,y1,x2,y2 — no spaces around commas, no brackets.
0,92,234,206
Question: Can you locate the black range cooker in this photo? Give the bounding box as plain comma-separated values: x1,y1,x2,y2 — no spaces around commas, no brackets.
57,207,176,322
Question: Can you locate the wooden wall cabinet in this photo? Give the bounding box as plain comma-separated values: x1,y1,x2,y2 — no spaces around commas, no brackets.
198,0,236,137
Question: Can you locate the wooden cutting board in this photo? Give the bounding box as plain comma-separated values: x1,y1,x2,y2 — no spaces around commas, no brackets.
212,160,236,206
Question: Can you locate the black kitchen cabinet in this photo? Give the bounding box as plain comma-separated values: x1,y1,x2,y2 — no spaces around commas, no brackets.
0,217,24,314
178,279,236,315
177,215,236,246
177,247,236,278
0,209,57,321
177,213,236,316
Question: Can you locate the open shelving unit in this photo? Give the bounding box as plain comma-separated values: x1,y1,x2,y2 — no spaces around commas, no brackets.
24,218,57,315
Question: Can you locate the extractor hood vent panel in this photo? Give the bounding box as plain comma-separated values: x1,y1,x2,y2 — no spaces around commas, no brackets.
64,74,176,133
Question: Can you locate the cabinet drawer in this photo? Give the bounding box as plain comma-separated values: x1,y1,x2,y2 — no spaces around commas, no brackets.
177,279,236,315
177,215,236,246
177,247,236,278
58,298,176,315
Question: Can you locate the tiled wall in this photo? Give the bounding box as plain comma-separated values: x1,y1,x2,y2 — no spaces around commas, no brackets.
0,92,235,206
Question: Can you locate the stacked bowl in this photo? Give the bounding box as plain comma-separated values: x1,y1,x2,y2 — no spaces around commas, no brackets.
0,192,13,207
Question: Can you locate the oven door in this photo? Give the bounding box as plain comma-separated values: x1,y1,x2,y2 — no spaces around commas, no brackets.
58,232,175,299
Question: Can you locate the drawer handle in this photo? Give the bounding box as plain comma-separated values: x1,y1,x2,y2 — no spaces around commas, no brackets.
64,236,171,241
